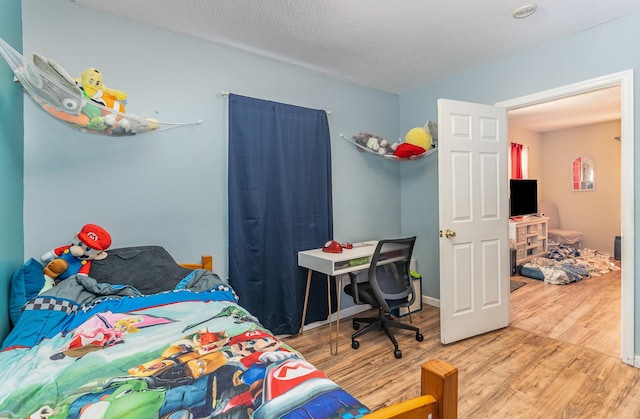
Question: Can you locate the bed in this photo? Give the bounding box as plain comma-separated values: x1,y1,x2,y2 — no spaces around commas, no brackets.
1,245,457,418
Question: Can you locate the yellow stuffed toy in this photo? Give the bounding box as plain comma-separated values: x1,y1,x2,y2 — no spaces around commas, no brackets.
74,67,127,113
393,127,432,158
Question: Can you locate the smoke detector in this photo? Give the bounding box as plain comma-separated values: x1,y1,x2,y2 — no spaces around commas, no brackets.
512,4,537,19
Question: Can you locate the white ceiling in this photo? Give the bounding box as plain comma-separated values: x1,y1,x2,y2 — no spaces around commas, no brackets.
508,85,621,132
70,0,633,131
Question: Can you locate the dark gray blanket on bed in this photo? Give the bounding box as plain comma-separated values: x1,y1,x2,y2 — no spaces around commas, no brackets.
90,245,217,295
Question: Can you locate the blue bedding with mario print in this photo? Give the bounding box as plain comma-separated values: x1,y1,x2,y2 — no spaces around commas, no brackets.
0,269,368,418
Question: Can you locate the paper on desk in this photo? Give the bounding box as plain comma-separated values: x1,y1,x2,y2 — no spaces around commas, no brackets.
352,242,373,247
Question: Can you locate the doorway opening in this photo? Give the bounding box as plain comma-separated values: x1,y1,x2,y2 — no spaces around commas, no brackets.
497,70,634,366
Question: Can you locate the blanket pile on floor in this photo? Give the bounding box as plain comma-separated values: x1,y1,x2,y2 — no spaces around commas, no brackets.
519,246,620,285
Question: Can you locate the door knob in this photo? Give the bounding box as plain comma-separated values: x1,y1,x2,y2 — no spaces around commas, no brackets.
443,229,456,239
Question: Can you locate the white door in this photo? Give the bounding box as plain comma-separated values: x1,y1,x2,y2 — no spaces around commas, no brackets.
438,98,510,344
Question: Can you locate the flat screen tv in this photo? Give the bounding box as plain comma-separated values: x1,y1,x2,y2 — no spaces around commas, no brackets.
509,179,538,218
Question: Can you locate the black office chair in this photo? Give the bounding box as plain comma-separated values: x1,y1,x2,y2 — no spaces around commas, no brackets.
344,237,423,358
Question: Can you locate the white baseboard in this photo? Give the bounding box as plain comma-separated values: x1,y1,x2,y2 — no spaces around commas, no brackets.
423,295,440,308
300,304,373,333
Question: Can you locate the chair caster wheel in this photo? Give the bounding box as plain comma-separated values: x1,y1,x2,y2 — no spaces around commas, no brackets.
353,321,360,330
352,340,360,350
394,349,402,359
416,333,424,342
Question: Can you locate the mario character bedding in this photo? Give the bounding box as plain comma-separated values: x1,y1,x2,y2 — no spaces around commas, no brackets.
0,246,368,418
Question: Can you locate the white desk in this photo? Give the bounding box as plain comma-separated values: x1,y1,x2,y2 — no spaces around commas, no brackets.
297,241,378,355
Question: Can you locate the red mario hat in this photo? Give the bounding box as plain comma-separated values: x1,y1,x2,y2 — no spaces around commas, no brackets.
229,330,275,347
78,224,112,251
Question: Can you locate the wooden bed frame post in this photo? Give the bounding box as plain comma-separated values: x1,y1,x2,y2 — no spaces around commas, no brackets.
423,359,458,419
179,255,213,272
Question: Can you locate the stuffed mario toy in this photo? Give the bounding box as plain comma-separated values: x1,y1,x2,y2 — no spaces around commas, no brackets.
40,224,112,280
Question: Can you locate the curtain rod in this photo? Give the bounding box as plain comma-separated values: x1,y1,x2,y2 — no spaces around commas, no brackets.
220,91,331,115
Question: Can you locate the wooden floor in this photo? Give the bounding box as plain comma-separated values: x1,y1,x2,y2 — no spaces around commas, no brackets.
510,260,621,358
283,261,640,418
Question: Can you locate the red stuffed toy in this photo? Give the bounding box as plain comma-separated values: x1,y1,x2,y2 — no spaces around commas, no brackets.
41,224,112,280
393,127,431,158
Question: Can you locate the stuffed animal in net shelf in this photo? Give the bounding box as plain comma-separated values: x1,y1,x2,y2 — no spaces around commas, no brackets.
352,132,399,156
393,127,433,158
40,224,112,281
74,67,127,113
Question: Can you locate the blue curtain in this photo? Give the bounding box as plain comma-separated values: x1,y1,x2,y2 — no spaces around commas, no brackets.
228,94,334,335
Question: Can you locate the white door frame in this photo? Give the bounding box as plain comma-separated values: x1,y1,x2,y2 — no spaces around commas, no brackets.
497,70,635,366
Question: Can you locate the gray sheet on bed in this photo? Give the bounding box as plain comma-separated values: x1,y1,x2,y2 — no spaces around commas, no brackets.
89,245,223,295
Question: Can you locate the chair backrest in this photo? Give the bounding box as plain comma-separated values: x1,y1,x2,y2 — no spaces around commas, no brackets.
367,236,417,312
538,201,560,229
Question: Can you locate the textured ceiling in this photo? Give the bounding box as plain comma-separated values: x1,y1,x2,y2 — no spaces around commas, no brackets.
69,0,633,130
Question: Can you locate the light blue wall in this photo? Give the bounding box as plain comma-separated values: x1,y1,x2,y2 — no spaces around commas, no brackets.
21,0,401,288
399,12,640,349
0,0,24,341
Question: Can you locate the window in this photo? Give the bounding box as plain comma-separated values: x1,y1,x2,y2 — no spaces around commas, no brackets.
572,155,595,191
